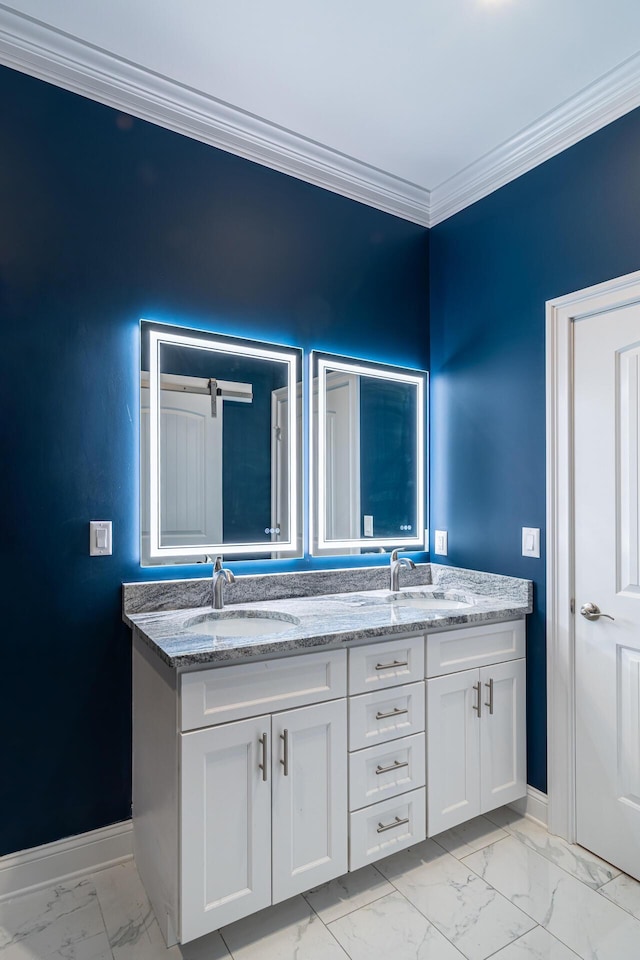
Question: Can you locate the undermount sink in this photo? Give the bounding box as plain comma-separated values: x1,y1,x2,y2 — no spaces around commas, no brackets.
386,592,472,611
183,610,301,638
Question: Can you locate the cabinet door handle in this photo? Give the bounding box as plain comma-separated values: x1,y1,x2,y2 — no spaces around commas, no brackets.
472,681,482,718
377,815,410,833
258,732,268,782
375,659,409,671
280,729,289,776
375,707,409,720
376,759,409,775
484,678,494,715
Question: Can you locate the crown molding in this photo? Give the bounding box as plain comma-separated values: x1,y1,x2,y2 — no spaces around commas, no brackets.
2,6,640,229
0,5,430,227
429,51,640,226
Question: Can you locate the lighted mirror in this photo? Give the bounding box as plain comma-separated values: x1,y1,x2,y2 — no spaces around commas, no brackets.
140,321,302,564
311,352,426,555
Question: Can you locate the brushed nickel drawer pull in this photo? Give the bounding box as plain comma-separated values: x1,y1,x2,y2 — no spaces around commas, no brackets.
375,707,409,720
472,681,482,718
258,732,268,782
280,729,289,776
485,678,494,715
376,759,409,775
375,659,409,671
377,815,410,833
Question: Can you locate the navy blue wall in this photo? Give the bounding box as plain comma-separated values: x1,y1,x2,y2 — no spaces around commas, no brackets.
429,106,640,793
0,65,429,856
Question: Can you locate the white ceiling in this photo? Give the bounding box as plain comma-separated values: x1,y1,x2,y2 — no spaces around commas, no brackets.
1,0,640,225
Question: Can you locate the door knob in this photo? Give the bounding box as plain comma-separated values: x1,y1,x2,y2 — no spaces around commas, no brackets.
579,602,615,622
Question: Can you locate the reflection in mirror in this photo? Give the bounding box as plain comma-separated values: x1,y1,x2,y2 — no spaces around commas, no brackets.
140,321,302,565
311,352,426,555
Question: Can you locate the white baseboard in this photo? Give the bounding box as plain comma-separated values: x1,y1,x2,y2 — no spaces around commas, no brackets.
509,787,549,827
0,820,133,902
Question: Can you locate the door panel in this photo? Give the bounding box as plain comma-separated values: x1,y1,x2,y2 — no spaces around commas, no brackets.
426,668,480,835
141,386,222,562
479,659,526,812
574,303,640,880
180,716,271,941
271,699,348,902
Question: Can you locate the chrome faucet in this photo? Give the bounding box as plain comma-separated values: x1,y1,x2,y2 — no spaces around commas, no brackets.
390,548,416,591
211,556,235,609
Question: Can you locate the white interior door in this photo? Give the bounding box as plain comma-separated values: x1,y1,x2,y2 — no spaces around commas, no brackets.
574,302,640,881
141,386,222,562
271,383,302,557
322,372,360,551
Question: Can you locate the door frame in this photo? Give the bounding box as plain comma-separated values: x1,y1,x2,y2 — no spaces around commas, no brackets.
546,268,640,841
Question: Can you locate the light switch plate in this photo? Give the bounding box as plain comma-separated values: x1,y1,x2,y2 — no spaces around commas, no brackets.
521,526,540,558
434,529,448,556
90,520,112,556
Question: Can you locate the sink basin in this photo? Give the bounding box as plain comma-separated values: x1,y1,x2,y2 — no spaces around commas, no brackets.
386,592,472,611
183,610,300,638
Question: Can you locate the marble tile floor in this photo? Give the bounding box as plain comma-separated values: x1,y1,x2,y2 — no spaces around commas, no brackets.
2,809,639,960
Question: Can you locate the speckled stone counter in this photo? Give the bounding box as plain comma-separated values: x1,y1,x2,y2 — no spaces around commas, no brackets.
123,564,532,669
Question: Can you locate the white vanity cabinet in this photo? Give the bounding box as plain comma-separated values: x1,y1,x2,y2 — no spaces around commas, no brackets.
181,699,348,940
133,614,527,946
425,620,526,836
133,640,348,946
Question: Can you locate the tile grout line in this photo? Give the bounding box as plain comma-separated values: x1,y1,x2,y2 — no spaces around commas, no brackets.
304,888,396,927
480,925,583,960
218,928,235,960
374,855,471,959
460,828,626,894
92,887,117,960
459,832,640,957
595,881,640,922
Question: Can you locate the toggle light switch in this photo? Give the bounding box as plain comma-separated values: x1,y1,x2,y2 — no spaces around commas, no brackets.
90,520,112,556
521,526,540,558
363,515,374,537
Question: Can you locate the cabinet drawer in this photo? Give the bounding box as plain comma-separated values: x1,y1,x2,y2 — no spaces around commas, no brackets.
349,788,426,870
349,733,425,811
181,650,347,731
426,620,525,678
349,635,424,695
349,682,425,751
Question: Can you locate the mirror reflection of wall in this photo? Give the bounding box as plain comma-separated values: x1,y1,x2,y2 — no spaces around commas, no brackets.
140,321,302,565
311,352,426,555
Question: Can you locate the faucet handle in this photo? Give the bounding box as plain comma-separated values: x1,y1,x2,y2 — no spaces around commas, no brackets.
213,556,223,571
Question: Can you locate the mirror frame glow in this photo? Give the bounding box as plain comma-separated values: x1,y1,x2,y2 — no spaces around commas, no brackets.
311,352,426,553
145,324,301,562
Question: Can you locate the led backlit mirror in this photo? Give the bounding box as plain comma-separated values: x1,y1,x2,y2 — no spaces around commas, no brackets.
140,321,302,564
311,352,426,555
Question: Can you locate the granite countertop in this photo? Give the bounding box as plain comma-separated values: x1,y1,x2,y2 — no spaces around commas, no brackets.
124,566,532,669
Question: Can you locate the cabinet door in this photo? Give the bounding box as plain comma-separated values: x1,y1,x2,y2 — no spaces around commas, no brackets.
480,658,526,813
271,699,348,903
180,716,271,941
427,668,481,836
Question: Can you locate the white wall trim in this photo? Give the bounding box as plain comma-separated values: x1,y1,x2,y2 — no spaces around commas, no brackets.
546,269,640,843
509,787,549,827
0,6,430,227
0,820,133,902
2,8,640,228
429,51,640,226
